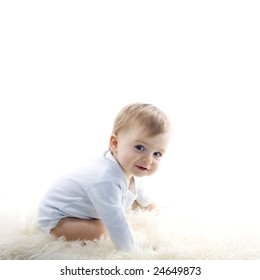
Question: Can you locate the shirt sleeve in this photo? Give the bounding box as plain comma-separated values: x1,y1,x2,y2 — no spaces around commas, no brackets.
135,178,155,207
87,181,134,251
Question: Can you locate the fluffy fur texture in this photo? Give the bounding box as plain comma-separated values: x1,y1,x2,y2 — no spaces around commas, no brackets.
1,202,260,260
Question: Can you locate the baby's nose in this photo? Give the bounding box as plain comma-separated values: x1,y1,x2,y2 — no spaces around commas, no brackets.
142,154,153,164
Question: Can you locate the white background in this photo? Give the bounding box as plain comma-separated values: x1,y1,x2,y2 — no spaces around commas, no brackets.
0,1,259,220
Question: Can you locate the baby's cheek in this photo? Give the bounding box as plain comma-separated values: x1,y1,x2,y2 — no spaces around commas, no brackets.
152,163,160,173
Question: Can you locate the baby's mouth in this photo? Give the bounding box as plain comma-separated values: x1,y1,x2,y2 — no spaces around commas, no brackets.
136,165,149,171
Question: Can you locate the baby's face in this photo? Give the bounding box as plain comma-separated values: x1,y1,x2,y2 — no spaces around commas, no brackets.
110,127,171,181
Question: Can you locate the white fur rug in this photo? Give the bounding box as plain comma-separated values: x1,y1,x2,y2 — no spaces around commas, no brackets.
1,202,260,260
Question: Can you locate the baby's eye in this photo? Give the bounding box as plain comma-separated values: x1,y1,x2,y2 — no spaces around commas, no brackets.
135,145,145,151
153,151,162,158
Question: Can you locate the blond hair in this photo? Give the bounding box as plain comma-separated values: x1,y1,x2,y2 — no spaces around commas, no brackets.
112,103,172,136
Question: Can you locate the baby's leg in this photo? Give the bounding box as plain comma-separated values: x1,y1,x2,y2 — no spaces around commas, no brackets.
50,217,107,241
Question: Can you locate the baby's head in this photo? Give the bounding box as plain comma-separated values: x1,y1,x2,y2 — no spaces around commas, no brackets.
111,103,172,137
109,103,172,180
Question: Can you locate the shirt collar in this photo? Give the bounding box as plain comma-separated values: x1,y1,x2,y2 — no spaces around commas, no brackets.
104,150,117,163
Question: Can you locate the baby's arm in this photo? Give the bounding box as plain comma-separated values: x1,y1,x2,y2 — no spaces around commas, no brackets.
87,182,134,251
134,179,157,211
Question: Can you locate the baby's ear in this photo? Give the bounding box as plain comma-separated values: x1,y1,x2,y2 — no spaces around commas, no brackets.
109,134,118,152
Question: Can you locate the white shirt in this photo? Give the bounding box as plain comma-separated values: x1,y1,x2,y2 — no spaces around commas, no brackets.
38,151,153,251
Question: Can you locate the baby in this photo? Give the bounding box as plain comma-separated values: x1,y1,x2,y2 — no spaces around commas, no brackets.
38,103,172,251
